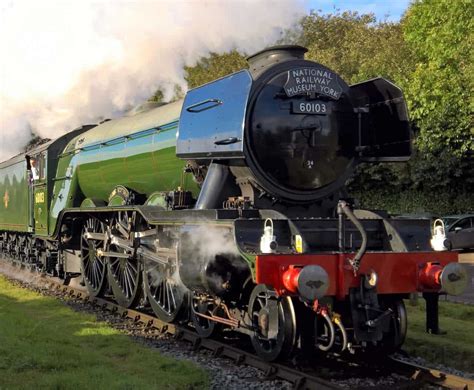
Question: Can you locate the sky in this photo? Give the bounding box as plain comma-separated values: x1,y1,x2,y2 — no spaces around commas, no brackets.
306,0,411,21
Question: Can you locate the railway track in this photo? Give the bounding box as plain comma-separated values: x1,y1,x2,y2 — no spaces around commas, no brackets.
0,260,473,390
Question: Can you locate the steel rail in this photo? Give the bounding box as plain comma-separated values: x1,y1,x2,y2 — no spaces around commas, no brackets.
388,357,473,390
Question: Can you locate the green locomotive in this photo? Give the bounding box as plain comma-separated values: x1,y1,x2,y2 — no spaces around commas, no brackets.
0,46,467,362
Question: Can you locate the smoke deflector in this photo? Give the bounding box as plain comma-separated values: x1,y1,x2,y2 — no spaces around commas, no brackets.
176,70,252,159
350,78,412,161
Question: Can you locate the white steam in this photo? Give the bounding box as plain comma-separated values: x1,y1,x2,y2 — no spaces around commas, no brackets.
0,261,41,285
0,0,304,161
187,225,241,260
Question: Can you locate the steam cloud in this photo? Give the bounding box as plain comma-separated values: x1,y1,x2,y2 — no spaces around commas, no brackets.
0,0,304,161
0,262,41,285
183,225,244,293
186,225,241,259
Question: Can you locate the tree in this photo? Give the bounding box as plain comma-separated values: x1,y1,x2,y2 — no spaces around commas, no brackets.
402,0,474,156
184,50,247,89
148,89,164,103
298,11,414,86
148,84,183,103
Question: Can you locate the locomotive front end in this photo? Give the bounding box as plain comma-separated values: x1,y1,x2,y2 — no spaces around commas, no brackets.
178,45,411,208
175,45,465,361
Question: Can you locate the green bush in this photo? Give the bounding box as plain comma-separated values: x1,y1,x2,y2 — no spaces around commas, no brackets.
348,148,473,215
352,188,474,215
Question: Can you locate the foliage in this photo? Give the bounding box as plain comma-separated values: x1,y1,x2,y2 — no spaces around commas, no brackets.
349,147,474,214
350,149,474,190
184,50,247,89
402,0,474,156
298,11,414,85
0,276,208,389
148,89,164,102
148,84,184,103
353,188,474,215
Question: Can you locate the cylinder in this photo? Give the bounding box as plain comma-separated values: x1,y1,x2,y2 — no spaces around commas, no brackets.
177,225,249,296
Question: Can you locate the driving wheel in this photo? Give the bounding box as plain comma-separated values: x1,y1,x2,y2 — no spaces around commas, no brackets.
143,252,186,323
108,211,143,308
80,217,107,297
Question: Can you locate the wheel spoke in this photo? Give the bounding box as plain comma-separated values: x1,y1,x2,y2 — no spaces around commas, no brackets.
165,282,171,313
81,218,106,297
151,282,158,297
92,264,98,288
159,279,165,304
93,260,101,288
121,267,128,295
84,259,91,273
125,265,135,292
121,270,128,296
109,257,120,268
96,262,104,280
128,261,138,275
169,284,176,310
125,268,134,297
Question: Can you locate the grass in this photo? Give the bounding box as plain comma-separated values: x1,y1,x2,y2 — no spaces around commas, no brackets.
404,298,474,373
0,275,208,390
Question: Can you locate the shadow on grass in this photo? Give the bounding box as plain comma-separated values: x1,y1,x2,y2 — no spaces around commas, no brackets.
0,282,208,390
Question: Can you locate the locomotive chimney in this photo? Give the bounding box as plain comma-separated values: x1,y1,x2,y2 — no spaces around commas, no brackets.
246,45,308,78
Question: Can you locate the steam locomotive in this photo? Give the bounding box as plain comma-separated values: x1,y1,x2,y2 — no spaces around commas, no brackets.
0,46,467,361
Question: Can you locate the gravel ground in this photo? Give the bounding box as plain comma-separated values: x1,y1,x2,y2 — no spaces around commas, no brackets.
1,262,472,389
332,373,411,389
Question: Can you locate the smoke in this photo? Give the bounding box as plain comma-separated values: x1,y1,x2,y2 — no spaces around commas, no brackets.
0,0,305,161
